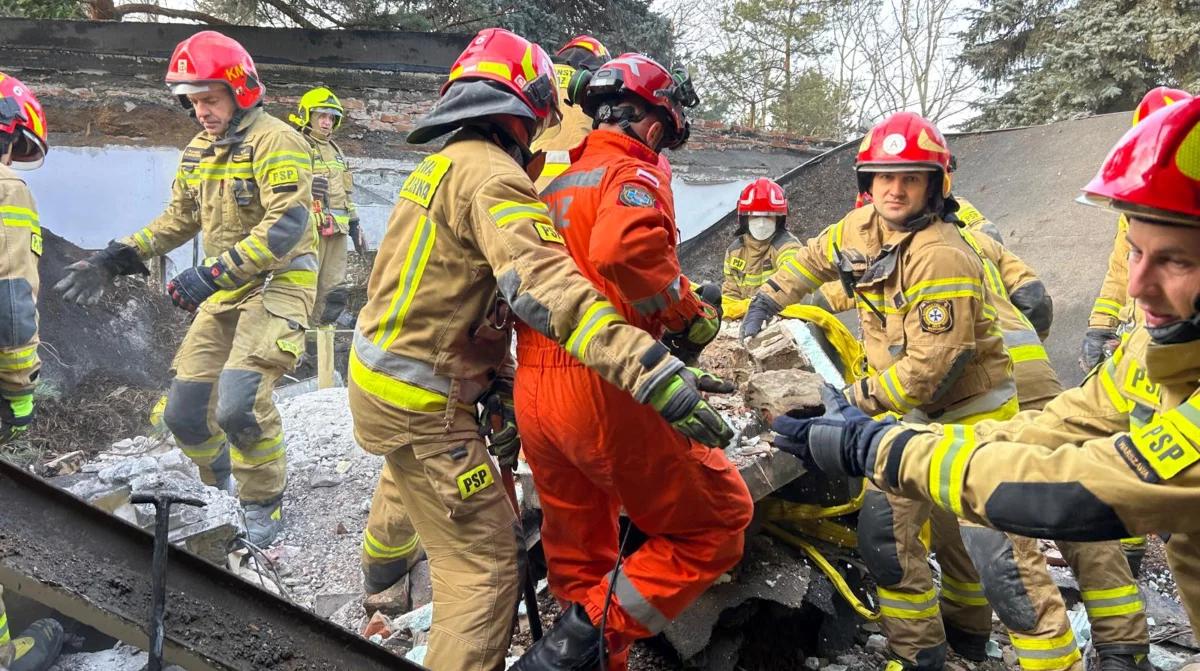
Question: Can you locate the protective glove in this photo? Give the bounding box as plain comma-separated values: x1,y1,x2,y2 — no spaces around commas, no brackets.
663,283,722,365
648,367,736,448
1079,327,1119,373
0,392,34,445
54,241,149,306
348,217,367,254
770,384,897,477
166,257,236,313
311,174,329,200
740,293,782,341
478,378,520,469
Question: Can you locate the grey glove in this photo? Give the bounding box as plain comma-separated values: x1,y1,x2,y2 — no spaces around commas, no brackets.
1079,327,1119,373
740,293,782,341
311,174,329,200
54,241,149,306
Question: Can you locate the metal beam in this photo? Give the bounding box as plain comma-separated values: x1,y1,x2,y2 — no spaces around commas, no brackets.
0,459,424,671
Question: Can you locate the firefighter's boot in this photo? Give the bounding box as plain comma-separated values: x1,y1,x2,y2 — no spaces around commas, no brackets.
243,495,284,547
3,619,63,671
1098,649,1156,671
510,603,602,671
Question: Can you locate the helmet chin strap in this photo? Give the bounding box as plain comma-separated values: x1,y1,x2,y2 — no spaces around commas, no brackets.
1147,296,1200,345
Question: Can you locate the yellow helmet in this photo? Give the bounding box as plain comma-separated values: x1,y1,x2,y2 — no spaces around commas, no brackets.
289,86,344,130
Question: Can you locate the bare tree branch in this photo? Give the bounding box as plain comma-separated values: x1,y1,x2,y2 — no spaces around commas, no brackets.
99,2,233,24
258,0,318,28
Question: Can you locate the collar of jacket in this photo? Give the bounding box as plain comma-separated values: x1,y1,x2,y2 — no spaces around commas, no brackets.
1145,330,1200,386
305,127,333,146
570,128,660,166
210,107,263,146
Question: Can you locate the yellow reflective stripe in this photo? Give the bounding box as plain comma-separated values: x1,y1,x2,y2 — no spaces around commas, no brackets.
1092,298,1124,319
0,610,8,645
1098,358,1133,411
375,216,436,349
776,249,798,267
210,282,258,305
877,586,940,619
824,220,844,264
1009,630,1082,671
902,276,984,304
1120,536,1147,549
231,434,285,466
236,237,272,266
178,433,227,460
0,205,39,228
1081,584,1144,618
1009,343,1049,363
271,269,317,288
363,529,421,560
349,347,449,412
930,424,977,516
254,150,312,179
566,301,623,360
489,200,553,228
879,367,919,412
450,61,514,82
781,258,822,290
131,229,156,256
0,345,38,371
941,575,988,606
183,163,254,180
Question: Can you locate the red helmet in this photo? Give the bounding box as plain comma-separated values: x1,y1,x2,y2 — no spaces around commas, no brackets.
738,177,787,216
0,72,48,169
1081,96,1200,227
1132,86,1191,126
855,111,952,198
556,35,610,71
579,54,699,150
166,31,263,110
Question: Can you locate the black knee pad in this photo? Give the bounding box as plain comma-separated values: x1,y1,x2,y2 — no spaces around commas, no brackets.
164,379,216,445
960,526,1037,632
216,369,264,444
858,490,904,586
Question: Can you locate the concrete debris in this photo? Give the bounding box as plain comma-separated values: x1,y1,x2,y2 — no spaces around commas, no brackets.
61,437,242,564
362,611,393,639
51,643,151,671
744,368,825,424
699,325,753,388
364,574,412,617
747,322,811,372
866,634,888,653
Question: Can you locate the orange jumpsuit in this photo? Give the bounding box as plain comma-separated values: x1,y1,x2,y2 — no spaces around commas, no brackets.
514,129,754,666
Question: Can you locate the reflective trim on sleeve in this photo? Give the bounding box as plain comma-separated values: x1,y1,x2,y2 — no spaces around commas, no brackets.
1092,298,1125,320
630,276,683,316
253,150,313,181
612,569,670,634
879,366,920,413
929,424,978,517
488,200,553,228
566,301,623,360
780,258,823,291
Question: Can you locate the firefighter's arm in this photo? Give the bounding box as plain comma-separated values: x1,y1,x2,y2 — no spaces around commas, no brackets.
588,170,703,329
470,174,683,400
1089,215,1131,329
121,156,203,259
869,400,1200,543
969,229,1053,337
342,155,358,220
721,248,739,298
849,245,984,417
756,222,841,308
813,282,856,313
213,130,314,284
0,178,41,396
956,198,1004,244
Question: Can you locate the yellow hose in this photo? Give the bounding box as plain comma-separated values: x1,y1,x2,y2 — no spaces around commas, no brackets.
764,521,880,621
723,296,867,382
761,486,866,522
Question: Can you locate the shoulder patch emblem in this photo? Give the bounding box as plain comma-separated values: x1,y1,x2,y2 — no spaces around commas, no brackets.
400,154,453,209
635,168,660,188
267,167,299,187
957,202,984,226
534,221,565,245
618,184,656,208
918,299,953,333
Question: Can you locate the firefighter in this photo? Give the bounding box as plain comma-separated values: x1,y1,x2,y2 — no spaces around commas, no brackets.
532,34,610,191
772,95,1200,657
349,29,735,671
722,177,801,300
54,31,316,548
1081,86,1192,374
0,71,65,671
741,112,1078,671
289,86,365,326
509,54,752,671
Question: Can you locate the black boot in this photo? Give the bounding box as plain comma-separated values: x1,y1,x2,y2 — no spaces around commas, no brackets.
511,603,602,671
945,623,990,662
1098,647,1156,671
7,619,64,671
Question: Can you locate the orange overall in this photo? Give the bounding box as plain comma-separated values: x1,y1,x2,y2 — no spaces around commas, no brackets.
514,130,754,666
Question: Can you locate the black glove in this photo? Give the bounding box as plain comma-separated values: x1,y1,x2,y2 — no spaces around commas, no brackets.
348,217,367,254
770,384,896,477
0,392,34,445
478,379,520,469
311,174,329,200
1079,327,1119,373
166,258,235,313
648,366,736,447
740,293,782,341
54,241,149,306
663,283,722,365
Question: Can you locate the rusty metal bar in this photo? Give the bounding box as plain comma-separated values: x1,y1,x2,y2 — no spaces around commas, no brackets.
0,459,424,671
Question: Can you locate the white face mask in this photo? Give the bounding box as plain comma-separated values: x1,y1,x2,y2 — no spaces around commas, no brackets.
747,216,777,241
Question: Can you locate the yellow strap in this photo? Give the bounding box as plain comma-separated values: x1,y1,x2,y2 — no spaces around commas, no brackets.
723,297,866,382
764,521,880,621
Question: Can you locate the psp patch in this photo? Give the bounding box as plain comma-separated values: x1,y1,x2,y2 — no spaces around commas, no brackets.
618,184,656,208
534,221,565,244
267,167,299,187
957,203,984,226
918,299,953,333
729,257,746,271
457,463,494,500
